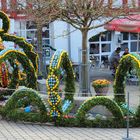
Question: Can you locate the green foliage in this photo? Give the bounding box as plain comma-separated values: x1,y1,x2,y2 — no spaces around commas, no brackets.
47,50,75,117
1,33,38,71
114,53,140,103
5,64,18,96
55,116,126,128
62,55,75,101
2,109,49,123
76,96,124,121
0,49,37,89
0,11,38,71
0,11,10,33
0,10,38,91
55,117,77,127
7,60,19,91
2,87,48,122
135,105,140,125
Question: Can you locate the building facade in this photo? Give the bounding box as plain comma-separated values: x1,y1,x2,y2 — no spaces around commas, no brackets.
0,0,140,66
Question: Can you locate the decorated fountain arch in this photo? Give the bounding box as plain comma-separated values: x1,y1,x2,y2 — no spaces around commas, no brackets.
0,11,38,70
1,10,140,127
114,53,140,103
46,50,75,118
0,49,37,89
0,11,38,90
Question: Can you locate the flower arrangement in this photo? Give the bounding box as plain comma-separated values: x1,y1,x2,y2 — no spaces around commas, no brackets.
92,79,110,88
92,79,110,96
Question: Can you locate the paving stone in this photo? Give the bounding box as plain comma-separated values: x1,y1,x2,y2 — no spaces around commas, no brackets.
0,120,139,140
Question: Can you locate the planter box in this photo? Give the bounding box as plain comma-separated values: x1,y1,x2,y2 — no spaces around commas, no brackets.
94,86,109,96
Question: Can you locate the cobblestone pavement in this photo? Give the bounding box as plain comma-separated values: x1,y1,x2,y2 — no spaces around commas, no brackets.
0,120,139,140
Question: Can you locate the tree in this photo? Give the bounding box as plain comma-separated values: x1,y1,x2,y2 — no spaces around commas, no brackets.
58,0,129,93
11,0,59,76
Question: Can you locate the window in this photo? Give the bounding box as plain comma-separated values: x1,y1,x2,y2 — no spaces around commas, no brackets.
101,55,109,63
139,43,140,51
128,0,137,7
16,0,27,8
6,0,10,9
101,31,111,41
42,30,49,38
26,21,36,29
101,44,111,52
121,42,128,51
130,42,137,52
27,30,37,39
90,44,99,54
122,32,128,40
42,39,50,45
16,20,50,46
130,33,138,40
112,0,122,7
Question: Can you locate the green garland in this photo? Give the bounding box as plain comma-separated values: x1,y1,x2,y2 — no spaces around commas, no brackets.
135,105,140,125
0,10,39,91
1,33,38,71
114,53,140,103
0,11,38,72
46,50,75,118
76,96,124,121
0,11,10,33
0,49,37,89
2,87,48,122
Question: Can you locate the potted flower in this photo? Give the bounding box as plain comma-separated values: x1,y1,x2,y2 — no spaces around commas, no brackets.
92,79,110,96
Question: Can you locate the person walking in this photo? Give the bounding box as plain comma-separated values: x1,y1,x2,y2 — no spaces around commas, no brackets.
109,47,121,76
123,47,129,56
122,47,133,75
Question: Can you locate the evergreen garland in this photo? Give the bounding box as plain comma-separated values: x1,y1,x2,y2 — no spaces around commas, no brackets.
114,53,140,103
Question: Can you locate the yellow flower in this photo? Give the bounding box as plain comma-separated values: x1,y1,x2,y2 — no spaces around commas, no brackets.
92,79,110,88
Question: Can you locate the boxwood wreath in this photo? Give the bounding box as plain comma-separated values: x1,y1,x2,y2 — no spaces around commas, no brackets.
114,53,140,103
76,96,124,122
0,48,37,91
46,50,75,118
1,87,48,122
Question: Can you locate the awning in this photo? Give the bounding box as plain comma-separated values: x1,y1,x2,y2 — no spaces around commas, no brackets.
104,15,140,33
